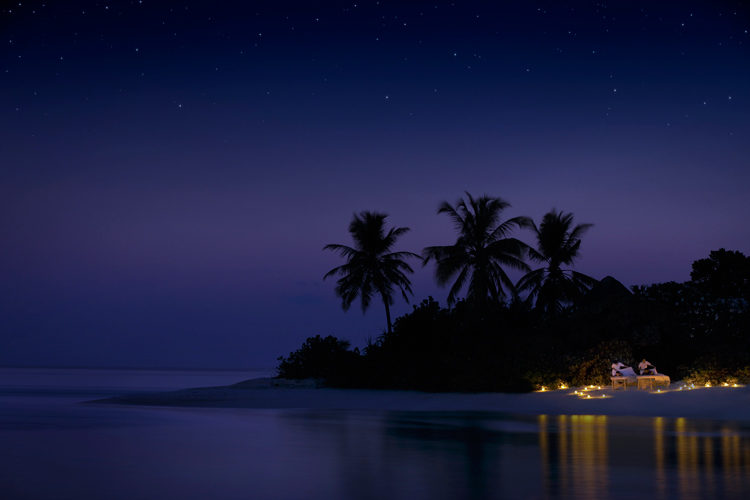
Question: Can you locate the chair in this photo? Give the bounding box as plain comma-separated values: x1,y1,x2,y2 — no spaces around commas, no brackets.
611,364,637,390
636,373,671,390
636,359,670,390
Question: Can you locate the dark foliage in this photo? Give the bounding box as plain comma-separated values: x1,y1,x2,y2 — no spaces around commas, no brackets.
517,209,596,315
280,249,750,392
361,297,537,392
324,211,421,334
690,248,750,299
423,193,531,306
276,335,363,386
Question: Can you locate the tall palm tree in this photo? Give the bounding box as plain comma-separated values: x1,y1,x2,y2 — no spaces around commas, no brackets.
324,211,420,334
516,209,596,315
422,192,531,306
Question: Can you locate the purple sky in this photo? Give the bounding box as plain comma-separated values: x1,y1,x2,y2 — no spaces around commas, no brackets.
2,1,749,369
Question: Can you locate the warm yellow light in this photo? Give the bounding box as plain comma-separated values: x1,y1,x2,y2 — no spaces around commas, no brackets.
540,386,546,392
723,382,729,387
733,383,739,387
597,386,601,390
705,382,711,388
586,394,591,399
560,384,567,390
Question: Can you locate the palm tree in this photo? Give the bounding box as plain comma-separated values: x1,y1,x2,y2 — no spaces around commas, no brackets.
516,209,596,315
324,211,421,334
422,192,531,306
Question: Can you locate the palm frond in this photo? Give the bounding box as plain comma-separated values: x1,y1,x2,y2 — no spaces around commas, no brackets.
447,264,471,305
526,246,547,263
570,270,598,289
324,211,418,331
568,223,593,242
425,192,531,304
437,200,466,232
520,209,594,314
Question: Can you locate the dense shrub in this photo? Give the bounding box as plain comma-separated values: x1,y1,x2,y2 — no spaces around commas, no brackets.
681,354,750,386
276,250,750,392
566,340,633,387
277,335,362,385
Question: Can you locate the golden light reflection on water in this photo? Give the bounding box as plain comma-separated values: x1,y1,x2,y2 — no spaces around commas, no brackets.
538,415,608,498
675,417,699,500
538,415,549,494
654,417,666,500
704,435,715,498
540,415,750,498
558,415,568,493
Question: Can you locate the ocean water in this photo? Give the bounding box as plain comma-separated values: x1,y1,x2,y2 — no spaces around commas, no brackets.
1,368,750,500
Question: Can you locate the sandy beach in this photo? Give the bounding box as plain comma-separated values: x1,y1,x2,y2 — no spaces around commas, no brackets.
97,378,750,421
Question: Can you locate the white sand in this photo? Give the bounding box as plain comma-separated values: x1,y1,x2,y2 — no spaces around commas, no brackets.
98,378,750,421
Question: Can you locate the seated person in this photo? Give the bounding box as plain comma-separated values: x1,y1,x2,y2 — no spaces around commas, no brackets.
611,362,636,377
638,359,657,375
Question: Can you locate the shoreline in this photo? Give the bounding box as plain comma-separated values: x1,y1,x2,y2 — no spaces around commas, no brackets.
93,377,750,421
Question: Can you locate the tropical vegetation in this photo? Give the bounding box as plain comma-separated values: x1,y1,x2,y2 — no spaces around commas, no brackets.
277,193,750,392
423,193,531,305
323,211,421,334
516,209,597,315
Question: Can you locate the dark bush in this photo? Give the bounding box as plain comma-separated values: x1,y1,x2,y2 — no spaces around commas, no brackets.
277,335,362,385
277,249,750,393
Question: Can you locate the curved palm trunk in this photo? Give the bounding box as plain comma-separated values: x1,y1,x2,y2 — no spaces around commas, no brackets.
382,293,393,334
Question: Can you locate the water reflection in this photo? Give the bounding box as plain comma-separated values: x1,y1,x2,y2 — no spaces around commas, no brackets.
538,413,750,499
539,415,609,498
7,399,750,500
276,412,750,499
655,417,666,499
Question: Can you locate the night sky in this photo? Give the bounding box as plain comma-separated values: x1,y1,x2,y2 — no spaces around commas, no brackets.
2,1,749,369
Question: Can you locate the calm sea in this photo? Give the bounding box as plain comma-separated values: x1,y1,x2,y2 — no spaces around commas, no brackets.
1,367,749,499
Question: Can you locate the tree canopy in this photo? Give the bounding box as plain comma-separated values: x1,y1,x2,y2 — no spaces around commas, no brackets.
690,248,750,298
423,192,531,305
324,211,420,333
517,209,596,315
